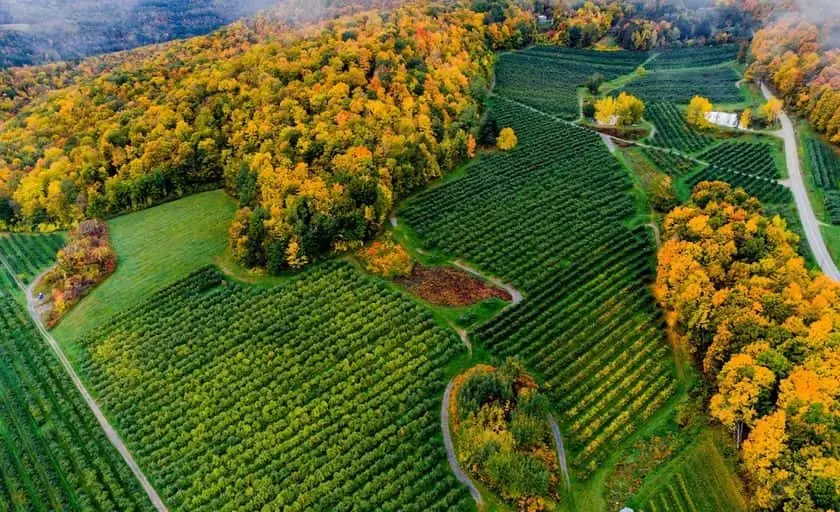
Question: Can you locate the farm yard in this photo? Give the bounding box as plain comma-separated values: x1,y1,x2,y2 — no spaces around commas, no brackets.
0,41,778,512
74,263,471,511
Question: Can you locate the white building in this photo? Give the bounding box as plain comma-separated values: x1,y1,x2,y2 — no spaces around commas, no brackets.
705,111,739,129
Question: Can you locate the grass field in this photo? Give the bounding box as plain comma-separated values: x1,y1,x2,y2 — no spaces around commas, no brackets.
53,190,236,348
74,263,471,511
631,436,748,512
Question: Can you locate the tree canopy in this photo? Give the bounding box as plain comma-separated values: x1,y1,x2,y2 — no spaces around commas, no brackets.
656,181,840,511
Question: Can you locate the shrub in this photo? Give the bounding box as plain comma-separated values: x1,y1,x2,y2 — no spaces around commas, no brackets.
497,127,518,150
357,240,413,277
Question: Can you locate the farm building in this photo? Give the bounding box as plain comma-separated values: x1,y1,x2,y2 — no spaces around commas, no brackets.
705,111,739,129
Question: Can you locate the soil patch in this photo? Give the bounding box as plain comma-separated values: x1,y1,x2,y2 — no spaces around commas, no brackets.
397,265,511,307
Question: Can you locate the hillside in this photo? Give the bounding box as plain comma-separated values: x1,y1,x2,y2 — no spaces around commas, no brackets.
2,1,840,511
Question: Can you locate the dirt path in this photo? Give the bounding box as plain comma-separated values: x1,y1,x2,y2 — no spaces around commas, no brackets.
599,132,617,153
646,222,662,249
441,380,484,506
452,325,473,355
761,83,840,281
0,261,168,512
452,260,523,306
548,413,571,489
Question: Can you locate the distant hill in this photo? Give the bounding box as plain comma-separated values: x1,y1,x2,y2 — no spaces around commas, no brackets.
0,0,279,68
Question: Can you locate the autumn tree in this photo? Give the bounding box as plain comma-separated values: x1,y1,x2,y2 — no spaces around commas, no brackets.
685,96,713,128
760,98,783,125
656,181,840,511
739,108,752,129
497,127,518,151
594,96,616,125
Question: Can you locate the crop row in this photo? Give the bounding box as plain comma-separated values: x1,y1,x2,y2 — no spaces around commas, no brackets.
0,233,64,284
807,136,840,190
0,288,151,511
640,441,747,512
402,98,675,476
646,103,714,153
697,141,782,179
686,164,791,205
621,66,742,104
642,147,700,177
77,263,471,512
648,45,739,70
825,191,840,225
495,47,644,120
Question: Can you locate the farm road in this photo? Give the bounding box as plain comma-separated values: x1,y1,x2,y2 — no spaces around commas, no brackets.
761,83,840,281
548,413,571,489
0,257,168,512
441,379,483,506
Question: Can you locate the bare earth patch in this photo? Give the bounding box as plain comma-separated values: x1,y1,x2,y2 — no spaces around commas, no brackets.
396,265,511,307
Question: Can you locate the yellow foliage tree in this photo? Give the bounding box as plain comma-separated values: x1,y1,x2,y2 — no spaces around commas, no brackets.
497,127,518,151
614,92,645,126
739,108,752,129
656,181,840,511
760,98,783,124
594,96,616,125
685,96,713,128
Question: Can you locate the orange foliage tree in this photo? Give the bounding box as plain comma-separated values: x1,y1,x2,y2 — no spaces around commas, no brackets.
656,181,840,510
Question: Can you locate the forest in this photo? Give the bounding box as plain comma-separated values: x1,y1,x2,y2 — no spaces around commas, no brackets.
656,182,840,511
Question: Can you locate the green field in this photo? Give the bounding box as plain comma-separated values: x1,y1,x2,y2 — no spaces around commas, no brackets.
620,66,743,105
401,92,676,482
696,140,784,179
632,437,748,512
647,45,739,70
74,263,470,511
0,267,151,510
53,190,236,347
645,103,715,153
495,46,648,120
18,45,764,512
0,233,65,285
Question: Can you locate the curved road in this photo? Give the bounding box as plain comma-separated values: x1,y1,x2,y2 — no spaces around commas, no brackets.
452,260,523,305
761,84,840,281
0,262,168,512
441,380,484,506
548,413,571,489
